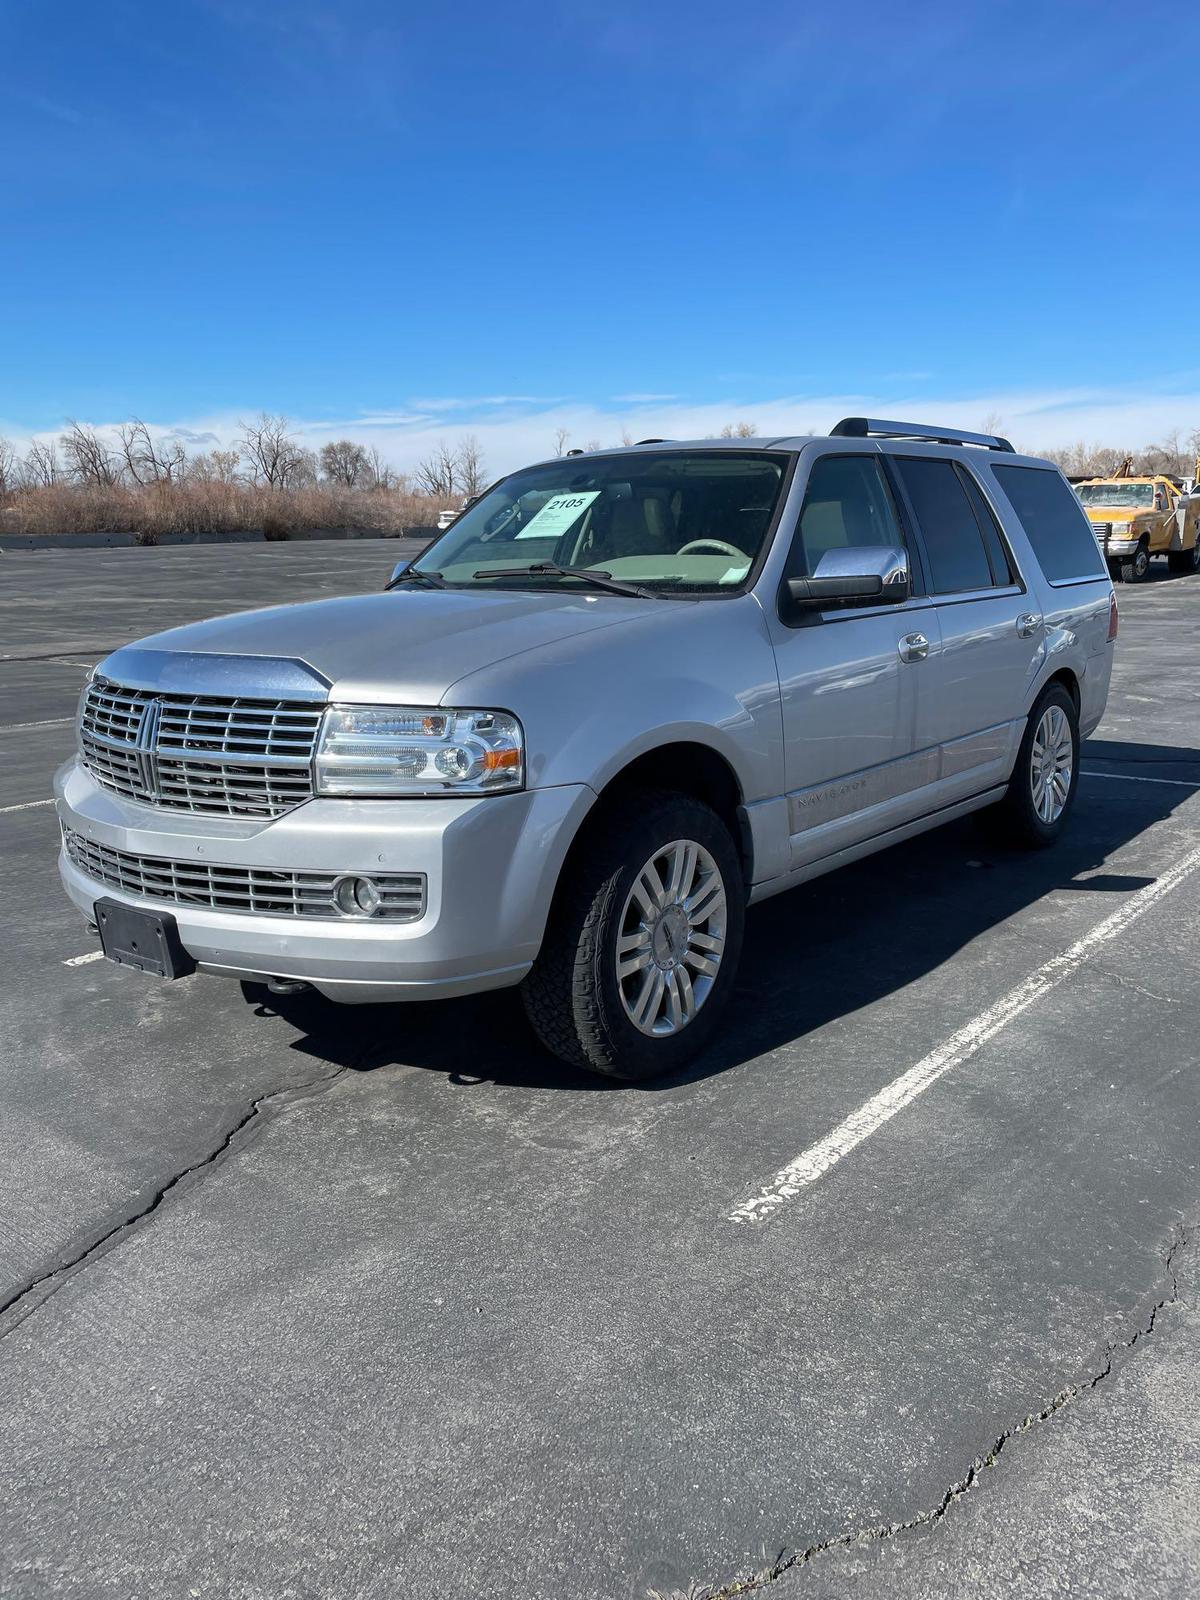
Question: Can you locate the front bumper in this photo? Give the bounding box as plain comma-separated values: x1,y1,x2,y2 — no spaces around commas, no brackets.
1104,536,1139,557
55,758,594,1003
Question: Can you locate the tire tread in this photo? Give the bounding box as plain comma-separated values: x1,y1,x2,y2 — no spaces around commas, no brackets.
521,789,742,1079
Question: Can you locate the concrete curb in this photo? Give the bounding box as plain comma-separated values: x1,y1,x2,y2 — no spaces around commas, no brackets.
0,526,440,552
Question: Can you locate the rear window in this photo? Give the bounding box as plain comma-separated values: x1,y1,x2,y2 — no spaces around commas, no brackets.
957,466,1015,586
992,465,1107,584
892,457,993,593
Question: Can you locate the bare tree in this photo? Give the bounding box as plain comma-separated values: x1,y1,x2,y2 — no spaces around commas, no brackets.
60,420,120,487
455,434,486,497
552,427,570,457
1140,430,1187,476
117,420,148,485
0,437,16,499
238,412,304,488
319,439,369,488
719,421,758,439
290,447,319,488
619,428,634,447
117,419,187,485
1039,436,1200,479
189,447,241,484
363,445,397,492
413,439,458,498
22,439,59,487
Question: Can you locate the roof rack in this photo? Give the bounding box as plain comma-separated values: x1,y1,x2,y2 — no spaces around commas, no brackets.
830,417,1015,453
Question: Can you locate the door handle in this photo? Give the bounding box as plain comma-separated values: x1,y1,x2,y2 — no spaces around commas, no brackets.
1016,612,1043,638
899,632,929,663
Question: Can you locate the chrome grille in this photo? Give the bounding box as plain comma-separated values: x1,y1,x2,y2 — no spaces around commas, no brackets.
79,677,324,818
63,830,425,922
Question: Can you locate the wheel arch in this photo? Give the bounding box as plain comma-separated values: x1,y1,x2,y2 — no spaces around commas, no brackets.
1040,667,1081,716
560,739,752,893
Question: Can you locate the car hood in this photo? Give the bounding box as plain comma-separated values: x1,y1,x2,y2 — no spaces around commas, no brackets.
97,588,666,704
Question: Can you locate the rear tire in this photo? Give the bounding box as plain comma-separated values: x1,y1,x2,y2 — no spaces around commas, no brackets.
1116,540,1150,583
992,685,1080,849
1167,543,1200,576
521,790,745,1080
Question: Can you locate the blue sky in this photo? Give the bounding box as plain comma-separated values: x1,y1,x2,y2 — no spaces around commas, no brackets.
3,0,1199,471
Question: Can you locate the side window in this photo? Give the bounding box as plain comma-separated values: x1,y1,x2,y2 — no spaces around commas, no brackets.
991,465,1107,584
788,454,905,578
893,457,993,594
956,464,1015,586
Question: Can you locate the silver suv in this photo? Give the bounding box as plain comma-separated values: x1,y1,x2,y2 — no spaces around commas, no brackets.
56,419,1117,1079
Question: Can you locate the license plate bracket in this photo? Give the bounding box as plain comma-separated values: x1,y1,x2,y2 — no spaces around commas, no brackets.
94,898,196,980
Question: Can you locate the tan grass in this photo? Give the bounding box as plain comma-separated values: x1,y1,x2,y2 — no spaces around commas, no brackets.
0,481,449,540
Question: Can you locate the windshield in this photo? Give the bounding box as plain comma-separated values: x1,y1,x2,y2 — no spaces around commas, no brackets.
1077,482,1156,507
411,450,788,595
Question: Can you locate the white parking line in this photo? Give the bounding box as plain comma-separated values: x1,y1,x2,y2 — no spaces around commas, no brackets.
728,839,1200,1225
63,950,104,967
1081,769,1200,789
0,718,72,732
0,798,55,814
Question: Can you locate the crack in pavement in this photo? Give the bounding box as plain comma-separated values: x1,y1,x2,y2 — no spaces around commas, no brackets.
651,1222,1192,1600
0,1038,383,1348
1091,964,1183,1007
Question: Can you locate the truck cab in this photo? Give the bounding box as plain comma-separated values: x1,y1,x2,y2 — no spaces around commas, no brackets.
1076,474,1200,582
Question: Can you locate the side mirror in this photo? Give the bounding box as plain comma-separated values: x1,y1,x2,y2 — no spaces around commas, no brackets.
386,559,411,590
784,546,910,612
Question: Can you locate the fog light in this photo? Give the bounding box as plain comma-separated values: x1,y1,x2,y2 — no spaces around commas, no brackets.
333,875,382,917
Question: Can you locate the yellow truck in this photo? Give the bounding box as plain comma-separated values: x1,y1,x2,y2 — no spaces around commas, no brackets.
1076,474,1200,582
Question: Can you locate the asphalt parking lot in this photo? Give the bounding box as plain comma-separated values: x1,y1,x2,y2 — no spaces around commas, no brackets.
1,540,1198,1600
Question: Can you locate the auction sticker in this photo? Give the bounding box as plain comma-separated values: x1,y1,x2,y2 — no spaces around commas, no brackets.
514,491,601,539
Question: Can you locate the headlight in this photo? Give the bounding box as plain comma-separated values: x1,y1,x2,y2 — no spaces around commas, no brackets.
315,706,524,797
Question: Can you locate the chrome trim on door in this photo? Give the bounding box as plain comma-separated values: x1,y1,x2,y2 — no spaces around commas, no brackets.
786,720,1022,836
788,746,940,833
939,719,1021,779
899,632,929,663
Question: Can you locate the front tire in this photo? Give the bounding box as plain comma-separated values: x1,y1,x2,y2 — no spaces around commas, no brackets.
521,791,745,1080
994,685,1080,849
1116,540,1150,583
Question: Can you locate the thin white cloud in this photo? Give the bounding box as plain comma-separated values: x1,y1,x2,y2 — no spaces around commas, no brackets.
6,383,1199,479
610,392,680,404
19,91,87,126
405,395,565,412
293,411,434,432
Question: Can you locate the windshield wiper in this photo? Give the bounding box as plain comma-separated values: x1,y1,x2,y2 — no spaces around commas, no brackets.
385,567,446,590
471,562,653,599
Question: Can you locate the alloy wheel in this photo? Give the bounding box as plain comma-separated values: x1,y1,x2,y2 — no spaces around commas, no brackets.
1030,704,1074,824
616,839,727,1036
